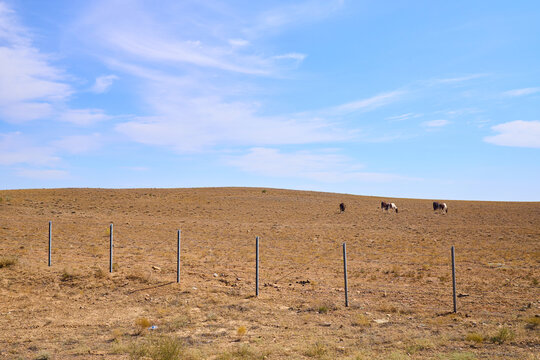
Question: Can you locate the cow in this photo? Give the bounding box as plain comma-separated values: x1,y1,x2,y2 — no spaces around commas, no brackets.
381,201,398,213
339,202,346,213
433,201,448,213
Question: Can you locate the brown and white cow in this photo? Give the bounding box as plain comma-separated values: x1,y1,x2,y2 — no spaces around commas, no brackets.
433,201,448,213
381,201,398,213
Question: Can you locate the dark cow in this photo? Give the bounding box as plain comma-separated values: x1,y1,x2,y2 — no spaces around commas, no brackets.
433,201,448,213
339,203,346,213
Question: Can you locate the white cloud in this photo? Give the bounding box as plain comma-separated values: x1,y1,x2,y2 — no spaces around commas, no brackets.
422,119,450,127
52,133,102,154
249,0,344,36
484,120,540,148
58,109,111,125
502,87,540,97
329,91,406,115
0,132,59,166
228,38,249,47
225,147,412,183
16,169,69,179
0,3,72,123
116,96,348,153
386,113,422,121
429,73,487,84
91,74,119,93
273,53,307,62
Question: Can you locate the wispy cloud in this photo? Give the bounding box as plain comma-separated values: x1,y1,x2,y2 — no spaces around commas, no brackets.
58,109,111,126
429,73,487,85
484,120,540,148
116,98,348,153
248,0,344,36
0,132,59,166
52,133,103,154
502,87,540,97
91,75,119,93
422,119,450,128
333,91,406,114
225,147,414,183
0,4,71,123
386,112,422,122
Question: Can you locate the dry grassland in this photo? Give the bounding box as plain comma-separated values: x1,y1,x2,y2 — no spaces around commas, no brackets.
0,187,539,359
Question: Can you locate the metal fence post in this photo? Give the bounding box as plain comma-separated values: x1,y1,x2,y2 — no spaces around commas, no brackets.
177,230,181,283
256,236,259,297
343,242,349,307
109,224,113,273
451,245,457,313
48,221,52,267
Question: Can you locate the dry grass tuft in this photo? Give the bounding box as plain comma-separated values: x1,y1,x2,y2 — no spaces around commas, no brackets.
351,314,370,327
236,325,247,337
125,335,195,360
60,268,77,282
304,342,328,358
217,344,265,360
0,256,17,268
465,332,484,343
525,316,540,329
135,317,152,335
490,326,515,344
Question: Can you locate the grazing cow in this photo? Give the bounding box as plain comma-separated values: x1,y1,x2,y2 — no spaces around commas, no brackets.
339,202,346,213
433,201,448,213
381,201,398,213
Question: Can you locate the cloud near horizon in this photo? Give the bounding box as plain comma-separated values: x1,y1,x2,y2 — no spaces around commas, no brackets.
484,120,540,148
225,147,415,183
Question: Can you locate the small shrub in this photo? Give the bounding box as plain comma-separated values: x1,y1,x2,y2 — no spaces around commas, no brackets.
351,314,370,327
236,326,247,336
149,336,184,360
406,338,434,354
0,256,17,268
442,352,477,360
35,353,51,360
94,267,107,279
532,278,539,286
261,190,267,194
60,268,76,282
490,327,515,344
165,315,190,331
217,344,261,360
525,316,540,329
318,306,328,314
135,317,152,335
304,342,327,358
465,332,484,343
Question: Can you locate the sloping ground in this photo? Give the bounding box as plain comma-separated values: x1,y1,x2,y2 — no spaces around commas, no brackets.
0,187,538,359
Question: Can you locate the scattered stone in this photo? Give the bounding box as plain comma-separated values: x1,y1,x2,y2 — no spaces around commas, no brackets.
151,266,161,271
213,273,219,277
374,318,389,324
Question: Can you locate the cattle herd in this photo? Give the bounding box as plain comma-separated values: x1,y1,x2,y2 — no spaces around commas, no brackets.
338,201,448,214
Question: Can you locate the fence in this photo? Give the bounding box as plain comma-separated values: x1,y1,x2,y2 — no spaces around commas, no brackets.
37,221,521,315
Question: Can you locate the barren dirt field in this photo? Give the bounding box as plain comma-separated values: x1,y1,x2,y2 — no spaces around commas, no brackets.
0,188,539,360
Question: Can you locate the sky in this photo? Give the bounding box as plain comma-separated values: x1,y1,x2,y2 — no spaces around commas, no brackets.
0,0,539,200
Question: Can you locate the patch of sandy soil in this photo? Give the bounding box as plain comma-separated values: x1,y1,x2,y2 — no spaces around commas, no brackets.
0,188,538,359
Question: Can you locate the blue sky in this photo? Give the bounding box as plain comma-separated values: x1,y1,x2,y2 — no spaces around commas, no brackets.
1,0,539,200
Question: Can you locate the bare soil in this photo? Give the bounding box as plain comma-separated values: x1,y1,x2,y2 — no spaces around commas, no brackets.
0,187,539,359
